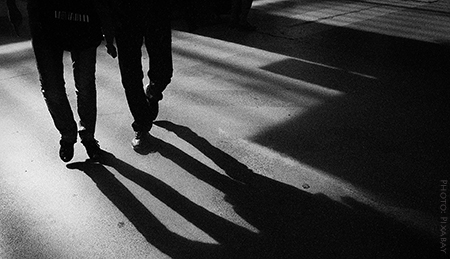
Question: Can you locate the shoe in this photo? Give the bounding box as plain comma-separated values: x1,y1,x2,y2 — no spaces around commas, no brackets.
132,131,152,151
82,139,102,160
59,140,74,162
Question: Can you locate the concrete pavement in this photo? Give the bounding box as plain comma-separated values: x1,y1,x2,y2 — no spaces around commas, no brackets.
1,0,449,258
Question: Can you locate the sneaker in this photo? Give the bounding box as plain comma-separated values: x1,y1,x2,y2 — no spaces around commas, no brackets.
82,139,102,160
131,131,152,151
59,140,74,162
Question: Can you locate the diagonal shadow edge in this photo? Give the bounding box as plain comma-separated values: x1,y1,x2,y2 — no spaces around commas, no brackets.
67,160,245,259
154,120,439,257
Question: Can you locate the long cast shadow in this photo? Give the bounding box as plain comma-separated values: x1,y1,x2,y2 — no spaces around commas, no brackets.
181,5,449,216
67,121,437,258
67,160,229,258
154,120,437,258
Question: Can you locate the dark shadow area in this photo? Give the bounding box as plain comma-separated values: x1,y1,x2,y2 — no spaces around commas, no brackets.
67,160,229,259
170,0,231,32
251,84,447,215
65,121,438,258
177,5,449,86
172,2,449,217
0,14,31,46
0,17,16,41
250,26,449,215
154,120,436,258
260,57,381,93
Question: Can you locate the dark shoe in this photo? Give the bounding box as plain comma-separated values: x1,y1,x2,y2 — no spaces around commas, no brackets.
59,140,74,162
82,139,102,160
131,131,152,152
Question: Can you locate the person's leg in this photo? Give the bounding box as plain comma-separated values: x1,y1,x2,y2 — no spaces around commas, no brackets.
116,26,157,152
145,12,173,97
144,11,173,122
71,46,102,159
32,35,77,161
116,28,153,133
71,46,97,142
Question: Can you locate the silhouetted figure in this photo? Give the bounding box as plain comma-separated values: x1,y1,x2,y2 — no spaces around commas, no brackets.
114,0,173,152
6,0,117,162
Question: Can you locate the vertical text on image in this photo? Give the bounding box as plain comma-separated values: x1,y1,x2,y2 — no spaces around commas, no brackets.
440,180,447,255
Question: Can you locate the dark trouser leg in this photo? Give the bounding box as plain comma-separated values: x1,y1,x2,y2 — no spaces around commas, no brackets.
116,28,153,132
145,18,173,122
144,11,173,122
71,46,98,142
32,36,77,143
145,13,173,96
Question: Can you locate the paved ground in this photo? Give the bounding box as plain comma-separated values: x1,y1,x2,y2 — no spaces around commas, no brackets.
1,0,449,258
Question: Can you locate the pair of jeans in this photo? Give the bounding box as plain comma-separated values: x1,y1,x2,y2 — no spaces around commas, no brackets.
32,35,98,144
115,13,173,133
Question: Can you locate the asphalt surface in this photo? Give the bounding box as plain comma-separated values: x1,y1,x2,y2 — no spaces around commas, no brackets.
1,0,449,258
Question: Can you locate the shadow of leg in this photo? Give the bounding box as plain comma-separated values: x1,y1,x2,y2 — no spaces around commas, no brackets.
67,161,224,258
153,120,439,258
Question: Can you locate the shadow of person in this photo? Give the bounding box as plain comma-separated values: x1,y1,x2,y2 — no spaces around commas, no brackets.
68,153,265,259
67,160,226,258
66,121,437,258
154,120,438,259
